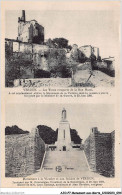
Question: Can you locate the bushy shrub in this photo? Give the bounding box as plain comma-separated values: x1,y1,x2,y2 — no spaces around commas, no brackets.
34,69,51,78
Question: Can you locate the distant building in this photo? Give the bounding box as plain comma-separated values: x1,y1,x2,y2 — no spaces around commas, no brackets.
18,10,44,44
79,45,99,59
102,56,115,62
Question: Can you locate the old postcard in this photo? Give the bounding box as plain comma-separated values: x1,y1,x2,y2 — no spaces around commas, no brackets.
0,0,121,192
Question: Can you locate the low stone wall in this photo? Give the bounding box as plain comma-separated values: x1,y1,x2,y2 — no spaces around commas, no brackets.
84,128,115,177
94,61,108,69
5,131,45,177
14,78,72,87
93,61,115,72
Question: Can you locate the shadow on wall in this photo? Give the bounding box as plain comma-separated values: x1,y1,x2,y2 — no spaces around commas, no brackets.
34,69,51,78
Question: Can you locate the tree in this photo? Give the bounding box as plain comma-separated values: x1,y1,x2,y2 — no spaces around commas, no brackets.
70,129,82,144
37,125,57,144
67,45,72,50
52,38,68,48
46,38,55,48
5,125,29,135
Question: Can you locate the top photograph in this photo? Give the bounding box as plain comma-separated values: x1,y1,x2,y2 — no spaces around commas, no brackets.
5,10,117,88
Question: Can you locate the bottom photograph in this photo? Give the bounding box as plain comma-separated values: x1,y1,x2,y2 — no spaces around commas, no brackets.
5,104,115,178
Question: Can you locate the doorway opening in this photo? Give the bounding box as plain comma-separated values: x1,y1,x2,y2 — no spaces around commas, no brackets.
63,146,66,151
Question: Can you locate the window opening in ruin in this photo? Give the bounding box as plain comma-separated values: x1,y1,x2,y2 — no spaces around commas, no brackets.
64,129,65,139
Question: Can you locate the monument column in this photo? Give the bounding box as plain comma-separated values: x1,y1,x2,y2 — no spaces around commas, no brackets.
56,108,71,151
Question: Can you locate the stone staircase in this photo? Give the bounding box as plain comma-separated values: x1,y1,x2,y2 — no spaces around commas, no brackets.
29,148,104,177
42,149,89,172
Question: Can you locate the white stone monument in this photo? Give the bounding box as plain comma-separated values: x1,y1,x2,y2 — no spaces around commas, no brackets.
56,108,72,151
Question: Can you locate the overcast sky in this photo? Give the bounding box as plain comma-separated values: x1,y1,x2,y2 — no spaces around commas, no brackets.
5,10,119,58
6,103,114,141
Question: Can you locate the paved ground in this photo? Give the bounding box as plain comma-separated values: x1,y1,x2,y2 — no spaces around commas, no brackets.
30,149,104,177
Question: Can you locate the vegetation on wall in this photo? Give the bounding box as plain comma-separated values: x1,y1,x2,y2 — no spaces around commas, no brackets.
34,69,51,78
46,37,72,50
5,46,34,87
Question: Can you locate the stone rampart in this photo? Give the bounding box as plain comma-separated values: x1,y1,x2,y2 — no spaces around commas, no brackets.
5,130,45,177
84,128,115,176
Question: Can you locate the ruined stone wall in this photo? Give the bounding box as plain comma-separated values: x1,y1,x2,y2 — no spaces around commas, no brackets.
84,129,115,176
18,20,44,44
10,40,49,54
95,133,113,176
5,39,66,69
79,46,92,58
5,39,68,87
16,78,72,87
93,47,99,59
5,132,45,177
18,21,30,42
33,44,48,54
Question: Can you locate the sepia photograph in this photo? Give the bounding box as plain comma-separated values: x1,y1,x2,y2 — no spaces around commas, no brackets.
5,104,115,178
1,0,121,192
5,10,116,88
